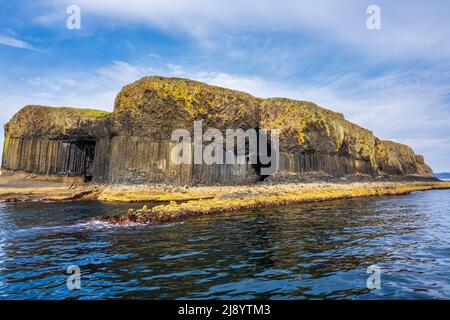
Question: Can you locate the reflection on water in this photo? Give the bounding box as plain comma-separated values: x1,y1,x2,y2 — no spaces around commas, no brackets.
0,189,450,299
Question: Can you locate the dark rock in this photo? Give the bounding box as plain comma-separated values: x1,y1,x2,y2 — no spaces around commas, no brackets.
2,76,435,184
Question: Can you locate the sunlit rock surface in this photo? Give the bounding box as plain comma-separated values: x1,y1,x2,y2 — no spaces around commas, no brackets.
2,76,434,185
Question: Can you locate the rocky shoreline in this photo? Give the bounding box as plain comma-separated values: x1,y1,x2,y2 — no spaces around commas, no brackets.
94,180,450,225
0,173,101,202
2,174,448,225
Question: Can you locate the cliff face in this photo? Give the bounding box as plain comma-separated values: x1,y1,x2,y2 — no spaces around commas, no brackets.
2,106,110,179
2,76,434,184
259,98,377,176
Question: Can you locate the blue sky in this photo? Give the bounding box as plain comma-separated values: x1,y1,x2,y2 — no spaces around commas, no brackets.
1,0,450,171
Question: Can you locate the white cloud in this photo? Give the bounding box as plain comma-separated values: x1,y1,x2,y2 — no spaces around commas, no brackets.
0,35,34,50
44,0,450,59
97,60,152,84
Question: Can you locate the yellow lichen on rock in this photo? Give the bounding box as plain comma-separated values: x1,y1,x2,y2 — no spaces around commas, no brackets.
96,181,450,225
4,105,111,140
2,76,436,184
97,186,214,202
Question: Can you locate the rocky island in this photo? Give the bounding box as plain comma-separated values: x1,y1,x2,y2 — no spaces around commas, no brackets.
1,76,449,224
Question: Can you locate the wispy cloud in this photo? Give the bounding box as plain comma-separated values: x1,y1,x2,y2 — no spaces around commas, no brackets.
0,35,34,50
44,0,450,60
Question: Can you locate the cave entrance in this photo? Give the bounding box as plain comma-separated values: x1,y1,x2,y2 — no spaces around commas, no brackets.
74,140,96,182
251,127,275,182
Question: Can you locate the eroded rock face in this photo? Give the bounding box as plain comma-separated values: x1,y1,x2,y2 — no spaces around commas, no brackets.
2,106,111,178
112,76,260,138
259,98,378,176
1,76,434,184
5,105,111,141
376,140,433,176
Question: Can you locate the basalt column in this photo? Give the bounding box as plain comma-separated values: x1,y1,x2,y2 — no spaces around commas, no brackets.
1,77,435,184
2,136,96,178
